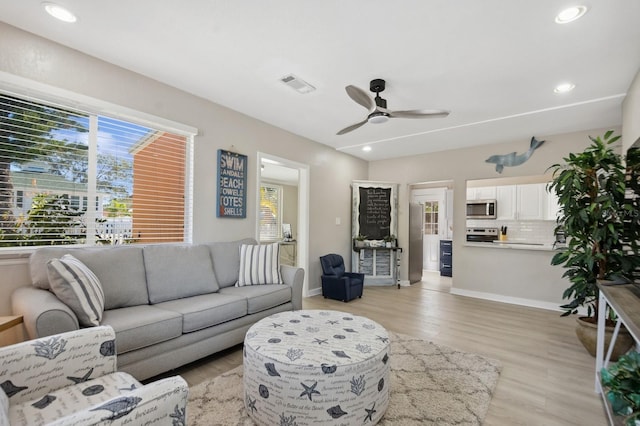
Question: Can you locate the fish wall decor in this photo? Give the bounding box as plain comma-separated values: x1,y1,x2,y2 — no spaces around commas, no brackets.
485,136,545,173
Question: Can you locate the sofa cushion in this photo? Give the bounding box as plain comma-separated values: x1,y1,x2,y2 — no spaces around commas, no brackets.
155,293,247,333
143,244,219,304
219,284,292,314
205,238,257,288
72,246,149,309
47,255,105,327
30,246,149,309
30,247,61,289
237,243,282,286
101,305,182,354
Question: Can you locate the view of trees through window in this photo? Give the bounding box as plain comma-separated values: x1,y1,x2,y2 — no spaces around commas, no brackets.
0,92,188,247
259,183,282,241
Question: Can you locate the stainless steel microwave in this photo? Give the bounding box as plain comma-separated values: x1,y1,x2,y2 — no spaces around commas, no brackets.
466,199,497,219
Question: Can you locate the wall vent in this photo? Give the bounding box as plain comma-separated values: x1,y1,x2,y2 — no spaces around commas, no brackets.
280,74,316,94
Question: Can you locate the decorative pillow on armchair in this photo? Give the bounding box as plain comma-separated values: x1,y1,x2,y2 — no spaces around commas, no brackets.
47,254,105,326
237,243,283,286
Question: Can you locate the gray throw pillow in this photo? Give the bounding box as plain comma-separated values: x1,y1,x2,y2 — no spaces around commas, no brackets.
47,254,105,327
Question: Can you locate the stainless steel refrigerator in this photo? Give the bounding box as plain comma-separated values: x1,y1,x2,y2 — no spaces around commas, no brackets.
408,202,424,283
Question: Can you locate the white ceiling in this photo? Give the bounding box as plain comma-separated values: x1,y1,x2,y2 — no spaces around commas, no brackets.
1,1,639,161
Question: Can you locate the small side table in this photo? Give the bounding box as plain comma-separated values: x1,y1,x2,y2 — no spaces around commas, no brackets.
0,315,23,333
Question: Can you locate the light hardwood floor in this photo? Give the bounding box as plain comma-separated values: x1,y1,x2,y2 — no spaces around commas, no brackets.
167,277,608,425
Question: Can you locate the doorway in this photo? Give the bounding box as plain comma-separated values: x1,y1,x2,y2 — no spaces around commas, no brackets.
409,181,454,283
256,153,310,297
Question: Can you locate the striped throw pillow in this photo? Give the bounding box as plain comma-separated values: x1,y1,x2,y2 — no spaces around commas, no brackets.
237,243,283,286
47,254,105,327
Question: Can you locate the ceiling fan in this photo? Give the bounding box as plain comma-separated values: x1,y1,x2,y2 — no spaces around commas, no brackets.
337,79,450,135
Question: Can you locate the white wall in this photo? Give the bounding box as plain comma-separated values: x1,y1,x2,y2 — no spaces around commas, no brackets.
369,127,621,307
282,184,298,240
0,23,367,315
623,67,640,152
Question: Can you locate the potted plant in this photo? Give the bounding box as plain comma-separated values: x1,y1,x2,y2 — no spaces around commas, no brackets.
600,351,640,425
548,131,637,358
383,234,396,248
354,234,367,248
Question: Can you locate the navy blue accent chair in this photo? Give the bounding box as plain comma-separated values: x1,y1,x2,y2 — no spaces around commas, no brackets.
319,253,364,302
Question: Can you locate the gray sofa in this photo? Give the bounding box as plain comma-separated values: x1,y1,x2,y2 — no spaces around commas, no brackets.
11,238,304,380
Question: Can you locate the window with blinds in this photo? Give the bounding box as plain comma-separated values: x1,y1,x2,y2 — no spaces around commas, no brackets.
0,92,191,247
259,183,282,241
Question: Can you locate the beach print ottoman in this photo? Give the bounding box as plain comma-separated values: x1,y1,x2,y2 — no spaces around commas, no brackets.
243,310,390,425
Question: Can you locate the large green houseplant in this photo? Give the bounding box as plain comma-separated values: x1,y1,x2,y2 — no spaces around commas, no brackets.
601,351,640,426
548,131,638,356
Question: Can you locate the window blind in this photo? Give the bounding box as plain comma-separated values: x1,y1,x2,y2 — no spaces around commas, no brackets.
0,92,191,247
259,183,282,241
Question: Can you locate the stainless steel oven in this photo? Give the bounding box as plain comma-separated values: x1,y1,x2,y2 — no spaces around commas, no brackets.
466,227,499,242
466,199,497,219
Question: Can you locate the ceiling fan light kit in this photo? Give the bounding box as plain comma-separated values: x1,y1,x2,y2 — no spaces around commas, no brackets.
368,112,389,124
337,78,449,135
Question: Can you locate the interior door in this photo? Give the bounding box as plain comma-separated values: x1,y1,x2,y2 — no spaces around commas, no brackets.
408,202,424,283
423,200,441,271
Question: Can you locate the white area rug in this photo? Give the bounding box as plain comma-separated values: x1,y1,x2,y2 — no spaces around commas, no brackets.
187,332,502,425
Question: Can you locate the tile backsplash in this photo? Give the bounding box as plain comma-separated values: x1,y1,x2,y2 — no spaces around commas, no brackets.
466,219,557,244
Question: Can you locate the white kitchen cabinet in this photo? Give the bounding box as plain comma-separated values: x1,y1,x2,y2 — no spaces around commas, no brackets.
466,186,496,200
494,183,556,221
496,185,517,220
517,183,547,220
546,188,560,220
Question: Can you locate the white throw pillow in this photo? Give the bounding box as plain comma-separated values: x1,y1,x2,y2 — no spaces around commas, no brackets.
237,243,283,286
47,254,105,326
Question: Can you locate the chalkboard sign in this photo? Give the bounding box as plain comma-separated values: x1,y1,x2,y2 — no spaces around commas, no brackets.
358,186,392,240
216,149,247,218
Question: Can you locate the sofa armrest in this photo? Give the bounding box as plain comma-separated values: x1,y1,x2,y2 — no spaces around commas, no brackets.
12,286,79,339
281,265,305,311
0,326,117,405
47,376,189,426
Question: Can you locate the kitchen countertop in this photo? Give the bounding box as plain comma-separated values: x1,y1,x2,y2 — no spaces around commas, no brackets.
464,241,559,251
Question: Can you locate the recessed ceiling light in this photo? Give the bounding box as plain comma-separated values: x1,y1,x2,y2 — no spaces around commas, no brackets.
42,2,77,23
555,6,587,24
362,146,372,152
554,82,576,93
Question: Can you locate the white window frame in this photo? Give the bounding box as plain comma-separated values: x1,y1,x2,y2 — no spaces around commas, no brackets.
0,73,197,250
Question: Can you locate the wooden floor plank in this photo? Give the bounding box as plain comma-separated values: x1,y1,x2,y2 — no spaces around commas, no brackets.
167,276,607,425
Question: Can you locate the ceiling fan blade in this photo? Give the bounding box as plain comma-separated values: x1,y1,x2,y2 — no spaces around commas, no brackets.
337,119,368,135
345,85,375,111
388,109,450,119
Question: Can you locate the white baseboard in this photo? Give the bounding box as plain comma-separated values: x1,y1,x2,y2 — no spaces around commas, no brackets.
449,288,565,313
307,284,586,316
306,287,322,297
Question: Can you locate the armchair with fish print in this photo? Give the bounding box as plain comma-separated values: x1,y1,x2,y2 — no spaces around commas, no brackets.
0,326,188,426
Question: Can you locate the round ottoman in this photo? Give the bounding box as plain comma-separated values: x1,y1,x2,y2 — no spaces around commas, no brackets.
243,310,390,425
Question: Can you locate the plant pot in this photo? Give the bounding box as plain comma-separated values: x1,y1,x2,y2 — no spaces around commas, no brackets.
355,240,365,248
574,317,634,361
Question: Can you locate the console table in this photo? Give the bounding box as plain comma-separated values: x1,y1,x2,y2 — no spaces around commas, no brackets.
278,240,297,266
352,246,403,288
595,282,640,425
0,315,22,333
